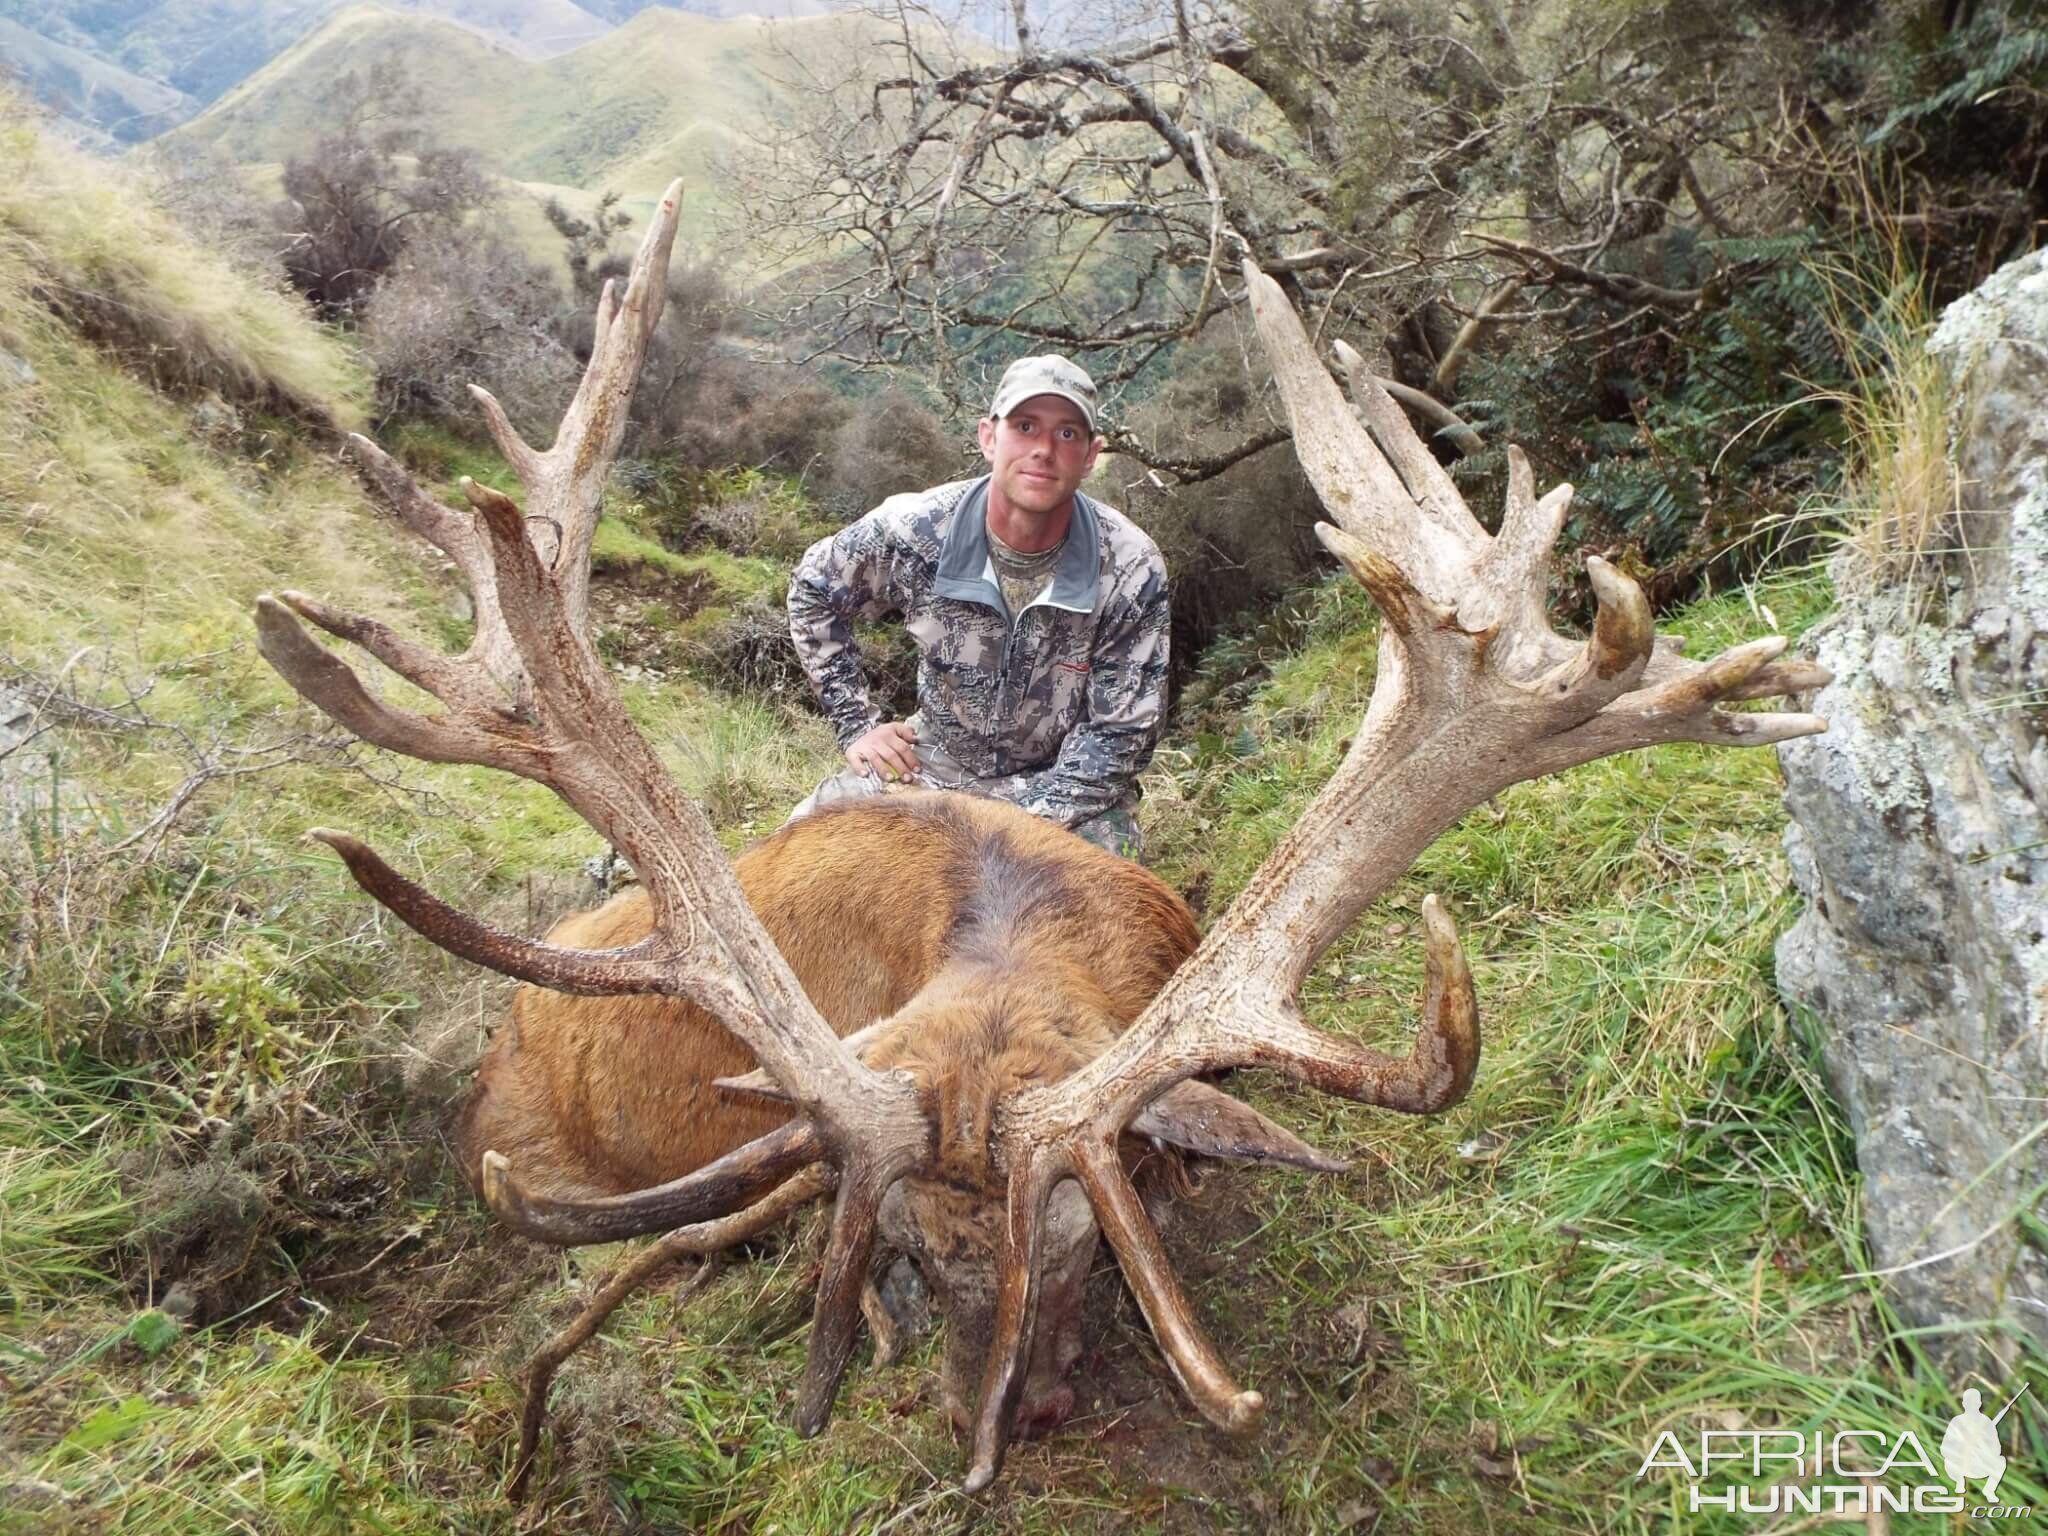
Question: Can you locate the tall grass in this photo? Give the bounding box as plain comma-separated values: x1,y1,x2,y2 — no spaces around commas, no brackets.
0,94,367,430
1805,258,1961,600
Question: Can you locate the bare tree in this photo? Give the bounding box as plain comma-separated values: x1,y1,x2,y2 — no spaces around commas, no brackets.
278,55,496,319
727,0,1867,476
360,224,579,438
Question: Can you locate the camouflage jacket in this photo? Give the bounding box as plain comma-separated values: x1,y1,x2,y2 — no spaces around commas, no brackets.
787,476,1171,828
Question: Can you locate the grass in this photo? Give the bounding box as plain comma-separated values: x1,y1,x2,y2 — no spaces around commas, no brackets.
12,505,2041,1529
1794,253,1961,601
590,516,788,603
0,92,366,430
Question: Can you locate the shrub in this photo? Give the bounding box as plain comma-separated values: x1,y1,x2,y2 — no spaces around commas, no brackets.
360,224,578,441
684,467,812,559
822,385,965,515
551,244,852,473
275,58,494,320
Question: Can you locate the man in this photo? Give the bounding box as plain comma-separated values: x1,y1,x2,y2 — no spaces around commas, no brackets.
786,354,1169,857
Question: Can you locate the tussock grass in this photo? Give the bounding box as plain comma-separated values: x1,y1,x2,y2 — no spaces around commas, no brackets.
0,95,366,430
1798,261,1960,600
1831,320,1959,599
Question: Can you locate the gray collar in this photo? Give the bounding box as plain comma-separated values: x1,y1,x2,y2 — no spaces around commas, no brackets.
931,476,1101,616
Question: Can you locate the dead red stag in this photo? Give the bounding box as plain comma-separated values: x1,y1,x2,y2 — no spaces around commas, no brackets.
253,179,1827,1495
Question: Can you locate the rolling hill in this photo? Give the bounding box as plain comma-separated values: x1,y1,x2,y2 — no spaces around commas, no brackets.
0,13,193,143
0,0,616,140
172,3,894,212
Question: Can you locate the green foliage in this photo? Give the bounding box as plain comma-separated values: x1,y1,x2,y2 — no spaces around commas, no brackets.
1869,10,2048,145
1455,233,1850,603
125,1310,181,1359
0,1089,131,1312
619,462,830,563
388,418,522,496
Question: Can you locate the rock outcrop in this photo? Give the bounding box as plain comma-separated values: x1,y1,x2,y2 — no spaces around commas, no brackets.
1777,250,2048,1371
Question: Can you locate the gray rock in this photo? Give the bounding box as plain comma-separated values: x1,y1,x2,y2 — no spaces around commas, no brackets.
0,682,56,837
158,1282,200,1323
1776,250,2048,1373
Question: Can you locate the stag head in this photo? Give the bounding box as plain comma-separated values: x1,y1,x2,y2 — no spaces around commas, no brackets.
254,181,1826,1491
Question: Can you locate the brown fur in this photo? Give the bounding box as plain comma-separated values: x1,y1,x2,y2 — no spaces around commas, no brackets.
452,792,1200,1203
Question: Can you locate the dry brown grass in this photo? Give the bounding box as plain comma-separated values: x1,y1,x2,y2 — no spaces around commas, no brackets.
0,93,367,431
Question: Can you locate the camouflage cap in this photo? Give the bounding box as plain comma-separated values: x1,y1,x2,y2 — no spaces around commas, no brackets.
989,354,1099,432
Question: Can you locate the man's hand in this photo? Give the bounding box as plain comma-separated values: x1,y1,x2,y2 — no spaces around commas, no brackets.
846,721,920,781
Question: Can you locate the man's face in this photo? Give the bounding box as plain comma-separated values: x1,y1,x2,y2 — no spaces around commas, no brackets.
978,395,1101,518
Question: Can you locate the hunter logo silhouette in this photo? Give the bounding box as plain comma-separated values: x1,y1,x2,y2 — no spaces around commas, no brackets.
1942,1384,2029,1503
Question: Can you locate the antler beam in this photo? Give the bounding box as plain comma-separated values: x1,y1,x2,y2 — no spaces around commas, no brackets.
254,179,928,1439
967,258,1830,1486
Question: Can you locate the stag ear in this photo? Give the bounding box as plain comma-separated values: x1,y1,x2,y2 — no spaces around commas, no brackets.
1132,1083,1350,1172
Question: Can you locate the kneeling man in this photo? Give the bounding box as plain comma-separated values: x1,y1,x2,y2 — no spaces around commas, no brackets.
787,355,1169,857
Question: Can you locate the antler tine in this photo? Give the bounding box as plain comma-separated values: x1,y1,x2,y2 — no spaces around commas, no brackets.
1329,338,1472,539
1257,272,1483,597
271,589,510,715
479,1120,824,1245
1071,1138,1264,1431
308,828,671,995
975,262,1829,1477
964,1150,1063,1493
252,596,543,771
495,176,687,607
796,1163,898,1438
339,177,687,704
342,433,529,707
507,1161,834,1503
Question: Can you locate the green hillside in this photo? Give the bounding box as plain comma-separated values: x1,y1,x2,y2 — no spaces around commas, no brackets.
174,3,902,214
0,0,611,120
0,14,192,143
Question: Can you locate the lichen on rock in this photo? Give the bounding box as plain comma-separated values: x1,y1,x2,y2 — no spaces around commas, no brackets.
1777,249,2048,1372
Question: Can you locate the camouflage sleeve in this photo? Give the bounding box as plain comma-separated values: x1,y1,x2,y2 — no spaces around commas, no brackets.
787,508,917,750
1013,556,1171,827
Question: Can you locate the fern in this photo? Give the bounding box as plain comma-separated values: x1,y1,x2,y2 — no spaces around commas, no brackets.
1868,21,2048,144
